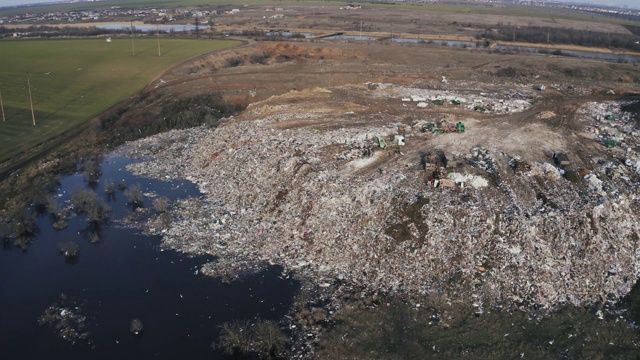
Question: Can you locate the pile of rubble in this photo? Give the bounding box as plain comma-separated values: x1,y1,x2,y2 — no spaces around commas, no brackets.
580,101,639,152
465,147,496,172
368,82,535,115
446,172,489,188
116,98,640,313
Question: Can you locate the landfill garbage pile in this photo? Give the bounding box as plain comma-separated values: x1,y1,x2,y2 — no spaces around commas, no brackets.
117,97,640,312
580,101,640,162
370,82,535,115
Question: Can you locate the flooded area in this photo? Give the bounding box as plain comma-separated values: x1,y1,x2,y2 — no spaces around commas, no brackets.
0,155,299,359
324,34,375,41
493,44,640,62
266,31,314,38
391,38,478,47
95,24,211,32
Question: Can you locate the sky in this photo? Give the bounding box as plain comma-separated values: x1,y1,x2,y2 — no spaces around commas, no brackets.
0,0,639,10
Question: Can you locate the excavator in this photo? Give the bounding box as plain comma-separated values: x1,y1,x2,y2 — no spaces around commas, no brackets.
431,122,465,134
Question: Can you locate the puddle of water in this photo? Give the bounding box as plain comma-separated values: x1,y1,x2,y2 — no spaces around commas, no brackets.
0,154,299,359
493,44,640,62
96,24,210,32
391,37,639,61
392,38,479,48
324,34,375,41
266,31,314,38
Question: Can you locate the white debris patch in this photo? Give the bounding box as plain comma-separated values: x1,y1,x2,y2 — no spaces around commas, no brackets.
446,172,489,188
365,82,535,115
345,151,383,172
530,162,563,181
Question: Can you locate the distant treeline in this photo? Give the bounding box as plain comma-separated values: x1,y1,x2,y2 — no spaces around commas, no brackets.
479,26,640,52
0,25,158,38
584,10,640,23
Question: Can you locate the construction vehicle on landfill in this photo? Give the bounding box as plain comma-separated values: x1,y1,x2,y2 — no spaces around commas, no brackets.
375,135,387,149
432,122,465,134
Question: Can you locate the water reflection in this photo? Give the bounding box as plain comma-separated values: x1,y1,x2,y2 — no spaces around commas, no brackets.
0,154,299,359
95,24,211,33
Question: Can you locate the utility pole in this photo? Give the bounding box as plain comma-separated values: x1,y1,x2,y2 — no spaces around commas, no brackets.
194,15,200,39
156,24,161,57
0,82,5,122
130,21,136,56
27,74,35,126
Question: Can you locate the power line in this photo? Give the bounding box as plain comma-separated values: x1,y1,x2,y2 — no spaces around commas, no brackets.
157,24,162,57
194,15,200,39
0,81,6,122
27,74,36,126
130,21,136,56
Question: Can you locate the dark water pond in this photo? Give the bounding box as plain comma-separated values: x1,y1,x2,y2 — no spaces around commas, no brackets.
0,154,299,359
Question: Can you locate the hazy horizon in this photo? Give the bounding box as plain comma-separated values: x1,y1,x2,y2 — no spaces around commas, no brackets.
0,0,639,10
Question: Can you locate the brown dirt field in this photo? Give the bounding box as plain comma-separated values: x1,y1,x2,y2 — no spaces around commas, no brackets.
150,40,639,98
220,5,634,37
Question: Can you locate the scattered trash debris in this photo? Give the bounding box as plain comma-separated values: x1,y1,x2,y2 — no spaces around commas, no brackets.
552,152,570,166
536,111,555,120
39,294,89,344
130,318,144,335
57,241,79,258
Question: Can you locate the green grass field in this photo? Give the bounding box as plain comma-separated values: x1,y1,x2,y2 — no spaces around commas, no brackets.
0,38,241,163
